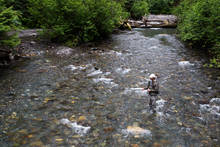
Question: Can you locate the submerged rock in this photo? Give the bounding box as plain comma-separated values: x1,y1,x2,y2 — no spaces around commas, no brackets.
122,126,152,138
198,99,210,104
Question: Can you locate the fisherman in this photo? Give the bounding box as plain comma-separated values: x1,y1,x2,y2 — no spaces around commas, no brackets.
144,74,159,108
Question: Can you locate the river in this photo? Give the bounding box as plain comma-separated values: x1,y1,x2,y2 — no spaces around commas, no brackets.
0,28,219,146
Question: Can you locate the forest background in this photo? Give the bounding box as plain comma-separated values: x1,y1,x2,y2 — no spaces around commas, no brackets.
0,0,219,67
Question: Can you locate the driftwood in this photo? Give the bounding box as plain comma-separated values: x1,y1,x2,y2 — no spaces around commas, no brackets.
0,49,11,53
127,15,177,28
0,49,11,65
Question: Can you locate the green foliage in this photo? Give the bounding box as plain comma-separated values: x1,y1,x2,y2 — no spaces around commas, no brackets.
123,0,135,13
131,0,149,19
123,0,177,18
147,0,175,14
175,0,220,68
27,0,127,45
0,0,20,47
3,0,32,27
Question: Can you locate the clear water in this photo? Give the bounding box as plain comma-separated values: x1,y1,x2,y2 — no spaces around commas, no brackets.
0,28,220,147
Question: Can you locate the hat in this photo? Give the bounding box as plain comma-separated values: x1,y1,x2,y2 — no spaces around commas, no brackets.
149,74,156,79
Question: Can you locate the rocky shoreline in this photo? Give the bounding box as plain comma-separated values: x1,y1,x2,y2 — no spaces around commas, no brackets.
0,29,42,66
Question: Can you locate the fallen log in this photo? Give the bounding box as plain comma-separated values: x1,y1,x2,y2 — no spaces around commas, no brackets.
0,49,11,53
126,14,178,28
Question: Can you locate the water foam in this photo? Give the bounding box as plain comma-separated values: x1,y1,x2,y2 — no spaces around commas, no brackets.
87,69,103,77
93,78,118,87
123,88,148,96
66,64,90,71
149,46,159,50
101,50,123,56
60,118,90,136
210,98,220,105
155,99,166,112
150,28,161,30
66,65,78,71
178,61,194,67
116,68,131,74
56,46,73,56
200,104,220,117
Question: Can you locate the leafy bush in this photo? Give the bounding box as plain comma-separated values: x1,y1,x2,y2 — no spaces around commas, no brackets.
0,0,20,47
123,0,178,17
3,0,32,27
175,0,220,67
147,0,175,14
27,0,127,46
131,0,149,19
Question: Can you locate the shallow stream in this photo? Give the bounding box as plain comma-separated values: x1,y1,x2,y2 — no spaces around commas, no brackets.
0,28,220,146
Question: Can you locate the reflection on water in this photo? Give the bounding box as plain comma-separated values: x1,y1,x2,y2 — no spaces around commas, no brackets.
0,28,220,146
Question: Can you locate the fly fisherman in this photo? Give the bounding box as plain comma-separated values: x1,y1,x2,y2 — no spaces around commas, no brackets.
144,74,159,109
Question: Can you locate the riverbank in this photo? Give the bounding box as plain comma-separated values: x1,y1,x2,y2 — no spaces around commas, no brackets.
1,15,178,66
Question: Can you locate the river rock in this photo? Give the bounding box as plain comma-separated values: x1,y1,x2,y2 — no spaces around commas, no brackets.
198,99,209,104
56,46,74,56
122,126,152,137
78,116,87,122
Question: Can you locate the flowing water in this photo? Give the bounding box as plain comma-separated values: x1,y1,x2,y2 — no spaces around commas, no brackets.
0,28,220,147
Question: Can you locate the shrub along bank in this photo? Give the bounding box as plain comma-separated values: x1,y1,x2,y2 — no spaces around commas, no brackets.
174,0,220,67
0,0,20,47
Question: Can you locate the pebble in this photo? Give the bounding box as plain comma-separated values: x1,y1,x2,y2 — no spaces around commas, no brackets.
78,116,87,122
